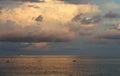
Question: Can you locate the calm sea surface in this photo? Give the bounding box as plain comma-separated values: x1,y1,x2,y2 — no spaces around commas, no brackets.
0,56,120,76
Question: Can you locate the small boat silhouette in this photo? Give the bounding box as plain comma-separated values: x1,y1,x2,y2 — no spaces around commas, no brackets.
72,60,77,62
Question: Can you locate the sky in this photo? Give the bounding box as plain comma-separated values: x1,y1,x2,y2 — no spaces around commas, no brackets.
0,0,120,56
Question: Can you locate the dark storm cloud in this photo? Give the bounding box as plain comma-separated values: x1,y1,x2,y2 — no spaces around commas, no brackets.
0,30,74,42
72,11,120,25
0,35,73,42
72,14,102,24
104,11,120,18
72,13,83,22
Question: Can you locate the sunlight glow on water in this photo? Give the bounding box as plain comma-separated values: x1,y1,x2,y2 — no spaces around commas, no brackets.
0,56,120,76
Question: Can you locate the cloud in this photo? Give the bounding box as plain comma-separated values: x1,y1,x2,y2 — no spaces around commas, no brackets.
31,43,47,47
72,14,102,24
117,24,120,30
0,0,88,4
22,42,48,51
60,0,88,4
35,15,43,22
0,1,99,42
104,11,120,18
81,16,102,24
0,0,22,8
0,28,75,42
0,0,40,2
95,29,120,40
18,0,40,2
104,2,120,9
71,11,120,27
79,29,94,36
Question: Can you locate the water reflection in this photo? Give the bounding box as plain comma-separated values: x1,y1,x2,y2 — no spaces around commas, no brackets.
0,56,120,76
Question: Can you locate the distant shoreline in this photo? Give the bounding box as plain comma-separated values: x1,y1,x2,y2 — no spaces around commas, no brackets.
0,55,120,59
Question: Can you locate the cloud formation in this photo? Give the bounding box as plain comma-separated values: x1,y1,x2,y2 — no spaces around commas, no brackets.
104,2,120,9
0,0,40,2
0,0,89,4
23,42,48,51
60,0,88,4
95,29,120,41
0,1,99,42
104,11,120,18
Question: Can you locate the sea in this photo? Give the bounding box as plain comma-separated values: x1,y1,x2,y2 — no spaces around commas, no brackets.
0,56,120,76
